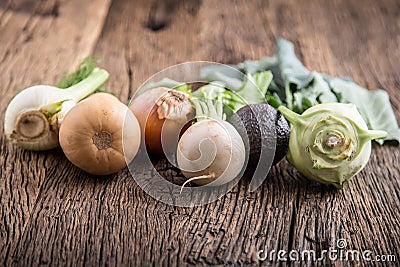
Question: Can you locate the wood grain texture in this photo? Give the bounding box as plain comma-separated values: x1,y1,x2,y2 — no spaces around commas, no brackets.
0,0,399,266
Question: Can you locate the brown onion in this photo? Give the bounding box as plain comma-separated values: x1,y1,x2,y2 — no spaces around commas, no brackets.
59,93,141,175
130,87,194,155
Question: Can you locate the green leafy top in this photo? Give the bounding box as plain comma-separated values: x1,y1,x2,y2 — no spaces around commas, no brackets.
191,71,273,120
198,38,400,145
137,70,273,121
134,38,400,145
329,78,400,144
56,56,99,88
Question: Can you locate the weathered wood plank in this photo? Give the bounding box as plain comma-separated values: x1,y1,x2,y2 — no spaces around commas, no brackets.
0,0,112,264
0,0,399,266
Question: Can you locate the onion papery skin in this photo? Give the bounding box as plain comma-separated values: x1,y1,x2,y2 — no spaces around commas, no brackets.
130,87,194,155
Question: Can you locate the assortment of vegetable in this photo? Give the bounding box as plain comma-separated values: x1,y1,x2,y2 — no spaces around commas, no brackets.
4,58,141,175
3,38,399,190
137,38,399,188
200,38,400,145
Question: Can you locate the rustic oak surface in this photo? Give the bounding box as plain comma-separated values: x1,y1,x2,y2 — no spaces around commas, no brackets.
1,0,400,266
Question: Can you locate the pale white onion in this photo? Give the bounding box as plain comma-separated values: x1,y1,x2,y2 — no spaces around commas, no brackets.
177,119,245,187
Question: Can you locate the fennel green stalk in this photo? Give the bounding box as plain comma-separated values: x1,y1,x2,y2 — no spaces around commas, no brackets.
4,68,109,151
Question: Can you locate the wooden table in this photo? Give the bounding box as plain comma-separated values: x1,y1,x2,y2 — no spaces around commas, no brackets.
1,0,399,266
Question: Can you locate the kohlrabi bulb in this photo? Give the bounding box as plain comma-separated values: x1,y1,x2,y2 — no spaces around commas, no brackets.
278,103,387,188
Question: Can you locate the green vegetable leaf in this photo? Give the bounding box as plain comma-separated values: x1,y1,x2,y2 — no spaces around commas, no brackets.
174,83,192,95
136,77,187,96
236,71,273,106
330,78,400,144
238,56,279,74
200,65,244,91
265,92,283,109
292,72,339,113
202,39,314,109
193,82,245,120
194,71,272,118
198,69,260,115
56,56,99,88
191,97,225,121
275,38,314,90
192,82,226,99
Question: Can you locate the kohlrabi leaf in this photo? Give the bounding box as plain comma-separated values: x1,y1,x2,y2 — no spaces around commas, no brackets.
292,72,339,113
237,56,279,74
200,65,244,91
330,78,400,145
195,71,272,116
174,84,192,95
235,39,313,92
193,82,245,120
192,82,226,99
236,71,272,106
313,73,338,103
137,77,186,96
229,38,314,109
266,92,283,109
276,38,314,89
268,79,286,101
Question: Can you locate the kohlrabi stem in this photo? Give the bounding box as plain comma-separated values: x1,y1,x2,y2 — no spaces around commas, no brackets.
278,106,305,125
285,85,293,110
359,129,387,147
65,68,109,102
